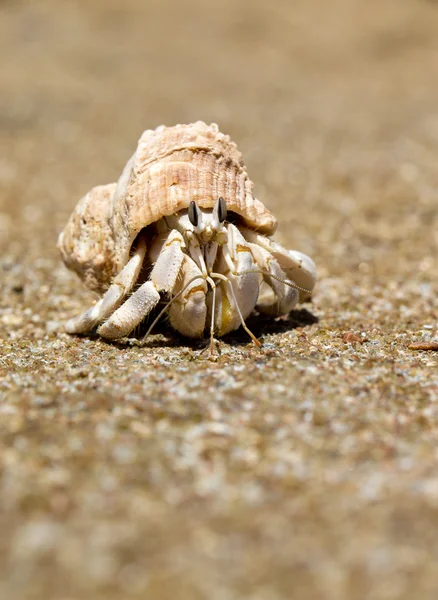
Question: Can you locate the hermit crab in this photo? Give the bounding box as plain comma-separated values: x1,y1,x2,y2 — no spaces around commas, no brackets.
58,121,316,351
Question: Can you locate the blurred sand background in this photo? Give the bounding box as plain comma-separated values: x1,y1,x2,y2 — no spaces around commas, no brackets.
1,0,438,598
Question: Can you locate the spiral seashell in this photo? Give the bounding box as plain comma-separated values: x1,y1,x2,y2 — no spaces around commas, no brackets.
58,121,277,292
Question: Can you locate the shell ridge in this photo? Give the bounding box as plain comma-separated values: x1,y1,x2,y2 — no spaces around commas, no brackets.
133,146,247,178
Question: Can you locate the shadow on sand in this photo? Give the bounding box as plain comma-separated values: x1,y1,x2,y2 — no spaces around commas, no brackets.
98,306,318,351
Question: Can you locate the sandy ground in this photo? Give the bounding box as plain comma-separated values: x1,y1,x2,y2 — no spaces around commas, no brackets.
1,0,438,598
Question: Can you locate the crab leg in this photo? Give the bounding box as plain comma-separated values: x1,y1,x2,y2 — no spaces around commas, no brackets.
97,230,186,339
168,255,207,338
245,243,299,316
65,236,147,335
97,280,161,339
207,277,218,354
219,224,260,332
239,227,317,301
210,224,260,342
213,272,261,348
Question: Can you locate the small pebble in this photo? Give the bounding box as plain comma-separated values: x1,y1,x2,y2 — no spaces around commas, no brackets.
408,342,438,351
342,332,363,344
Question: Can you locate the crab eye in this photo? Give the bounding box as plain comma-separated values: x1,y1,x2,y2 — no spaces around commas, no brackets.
217,197,227,223
188,201,199,227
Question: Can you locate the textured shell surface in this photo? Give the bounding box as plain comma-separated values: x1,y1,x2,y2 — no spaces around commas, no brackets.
59,121,277,292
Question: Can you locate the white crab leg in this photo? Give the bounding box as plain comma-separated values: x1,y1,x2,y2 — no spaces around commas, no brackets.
213,271,261,348
65,236,147,334
207,276,218,354
148,230,186,291
239,226,317,301
168,255,207,338
186,233,220,350
214,224,260,336
97,229,186,339
97,281,161,339
65,297,106,335
246,243,299,316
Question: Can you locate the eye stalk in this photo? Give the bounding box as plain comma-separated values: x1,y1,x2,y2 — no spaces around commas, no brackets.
189,198,227,237
188,201,200,227
212,197,227,230
217,197,227,223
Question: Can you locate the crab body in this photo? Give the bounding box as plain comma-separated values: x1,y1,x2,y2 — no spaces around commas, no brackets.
58,122,316,347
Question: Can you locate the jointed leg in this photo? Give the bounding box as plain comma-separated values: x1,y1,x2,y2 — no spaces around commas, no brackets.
219,224,260,331
246,243,298,316
168,255,207,339
97,280,161,339
206,276,217,355
214,272,261,348
98,230,187,340
206,224,260,346
239,226,317,301
65,236,147,334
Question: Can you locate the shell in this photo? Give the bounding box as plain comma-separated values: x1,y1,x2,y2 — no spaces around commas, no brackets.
58,121,277,293
58,183,117,293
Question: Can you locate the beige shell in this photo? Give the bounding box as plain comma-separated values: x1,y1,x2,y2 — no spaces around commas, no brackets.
58,121,277,293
